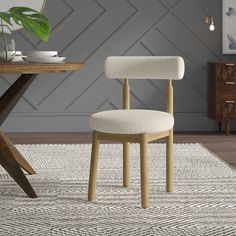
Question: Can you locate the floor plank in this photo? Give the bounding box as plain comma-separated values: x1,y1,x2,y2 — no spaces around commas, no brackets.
7,132,236,169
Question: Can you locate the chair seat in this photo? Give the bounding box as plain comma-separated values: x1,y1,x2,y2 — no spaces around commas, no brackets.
90,109,174,134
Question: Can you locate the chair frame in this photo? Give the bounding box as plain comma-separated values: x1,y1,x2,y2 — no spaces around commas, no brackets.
88,78,174,208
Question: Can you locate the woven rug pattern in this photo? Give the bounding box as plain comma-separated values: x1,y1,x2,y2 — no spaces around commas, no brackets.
0,143,236,236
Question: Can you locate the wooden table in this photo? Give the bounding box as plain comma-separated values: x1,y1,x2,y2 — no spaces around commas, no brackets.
0,62,84,197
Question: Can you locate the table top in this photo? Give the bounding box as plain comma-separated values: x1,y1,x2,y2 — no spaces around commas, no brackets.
0,62,84,74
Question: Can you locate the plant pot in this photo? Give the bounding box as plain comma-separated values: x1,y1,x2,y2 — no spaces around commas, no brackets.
0,25,15,62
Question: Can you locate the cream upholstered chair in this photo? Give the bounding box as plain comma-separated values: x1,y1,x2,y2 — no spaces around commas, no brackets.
88,56,185,208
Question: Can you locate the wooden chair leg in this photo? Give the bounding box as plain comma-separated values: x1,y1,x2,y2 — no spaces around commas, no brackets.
88,131,100,201
123,142,130,187
166,129,173,192
140,134,149,208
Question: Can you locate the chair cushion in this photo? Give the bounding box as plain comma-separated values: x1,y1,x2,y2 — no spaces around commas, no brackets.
90,109,174,134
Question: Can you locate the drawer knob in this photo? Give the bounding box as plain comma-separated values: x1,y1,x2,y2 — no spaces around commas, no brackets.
225,101,235,104
225,81,236,85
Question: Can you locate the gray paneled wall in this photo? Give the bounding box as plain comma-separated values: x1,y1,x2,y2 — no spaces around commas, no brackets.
1,0,236,132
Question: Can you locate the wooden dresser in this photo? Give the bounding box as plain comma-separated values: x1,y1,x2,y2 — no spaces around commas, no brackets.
207,62,236,135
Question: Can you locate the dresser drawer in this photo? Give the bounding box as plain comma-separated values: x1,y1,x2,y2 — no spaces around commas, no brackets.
216,63,236,83
216,100,236,120
216,82,236,96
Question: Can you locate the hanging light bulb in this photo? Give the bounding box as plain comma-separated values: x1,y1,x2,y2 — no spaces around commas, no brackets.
209,17,215,31
204,16,215,31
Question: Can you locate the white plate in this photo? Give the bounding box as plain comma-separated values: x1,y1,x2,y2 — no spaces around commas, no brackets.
23,51,58,57
23,56,66,64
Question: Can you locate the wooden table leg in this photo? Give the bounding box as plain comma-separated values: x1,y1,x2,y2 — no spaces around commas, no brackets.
0,136,37,198
0,74,38,197
0,131,36,175
0,74,37,125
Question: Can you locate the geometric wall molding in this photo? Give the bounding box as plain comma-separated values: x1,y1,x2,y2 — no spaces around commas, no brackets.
1,0,236,132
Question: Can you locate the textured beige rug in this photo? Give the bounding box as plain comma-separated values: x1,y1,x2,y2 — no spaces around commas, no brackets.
0,143,235,236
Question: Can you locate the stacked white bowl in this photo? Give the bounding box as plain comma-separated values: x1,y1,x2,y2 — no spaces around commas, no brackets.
23,51,66,63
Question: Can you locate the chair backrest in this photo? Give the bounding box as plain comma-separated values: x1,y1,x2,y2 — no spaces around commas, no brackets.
105,56,185,80
104,56,185,112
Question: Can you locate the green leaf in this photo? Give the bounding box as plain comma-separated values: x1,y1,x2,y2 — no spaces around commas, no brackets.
0,12,13,25
9,7,51,41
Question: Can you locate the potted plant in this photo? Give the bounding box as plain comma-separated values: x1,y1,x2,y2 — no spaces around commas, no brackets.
0,7,51,62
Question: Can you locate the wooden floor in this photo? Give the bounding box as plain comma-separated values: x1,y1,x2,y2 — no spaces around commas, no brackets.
7,132,236,169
